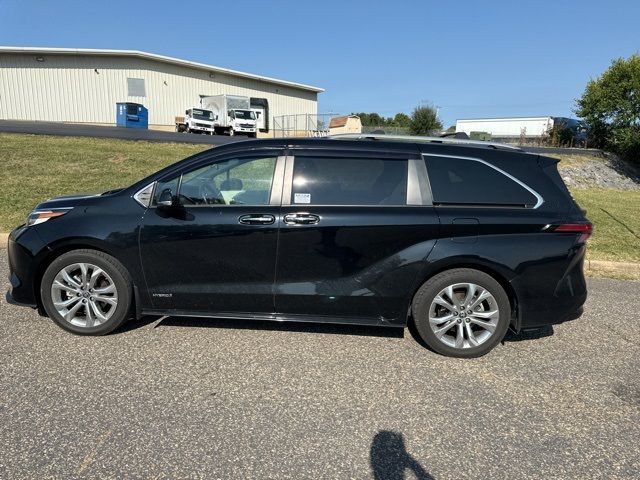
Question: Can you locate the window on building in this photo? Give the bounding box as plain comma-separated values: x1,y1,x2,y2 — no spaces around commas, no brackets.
425,156,538,207
291,157,407,206
127,78,146,97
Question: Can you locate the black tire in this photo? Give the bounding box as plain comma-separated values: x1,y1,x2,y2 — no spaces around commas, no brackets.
40,249,132,335
412,268,510,358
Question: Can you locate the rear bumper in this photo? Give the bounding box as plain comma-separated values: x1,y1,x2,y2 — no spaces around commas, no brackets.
513,245,588,330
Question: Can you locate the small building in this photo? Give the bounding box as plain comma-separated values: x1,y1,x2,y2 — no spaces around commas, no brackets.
329,115,362,135
0,46,324,132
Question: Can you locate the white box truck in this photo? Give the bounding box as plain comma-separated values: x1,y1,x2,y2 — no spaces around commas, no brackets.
200,95,258,137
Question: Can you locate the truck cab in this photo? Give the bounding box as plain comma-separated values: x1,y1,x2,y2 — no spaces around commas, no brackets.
227,109,257,137
176,108,217,135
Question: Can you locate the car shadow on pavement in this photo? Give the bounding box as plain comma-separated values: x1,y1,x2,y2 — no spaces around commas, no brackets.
370,431,434,480
144,315,405,339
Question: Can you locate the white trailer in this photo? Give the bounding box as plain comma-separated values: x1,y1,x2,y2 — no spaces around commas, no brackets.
455,117,555,138
200,94,257,137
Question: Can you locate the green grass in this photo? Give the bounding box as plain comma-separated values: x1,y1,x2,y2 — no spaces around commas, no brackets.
1,134,638,265
571,188,640,262
0,133,207,230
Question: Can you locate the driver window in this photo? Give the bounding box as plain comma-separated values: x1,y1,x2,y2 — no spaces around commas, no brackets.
178,156,277,206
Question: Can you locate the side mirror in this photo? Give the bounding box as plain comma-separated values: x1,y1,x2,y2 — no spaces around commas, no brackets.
157,188,174,208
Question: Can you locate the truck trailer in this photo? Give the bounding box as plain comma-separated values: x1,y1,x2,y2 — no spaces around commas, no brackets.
455,117,556,138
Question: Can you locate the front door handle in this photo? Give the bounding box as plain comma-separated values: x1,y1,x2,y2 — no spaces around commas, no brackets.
284,213,320,225
238,214,275,225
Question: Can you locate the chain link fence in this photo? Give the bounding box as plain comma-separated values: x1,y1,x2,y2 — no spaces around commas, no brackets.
272,114,338,138
361,125,411,135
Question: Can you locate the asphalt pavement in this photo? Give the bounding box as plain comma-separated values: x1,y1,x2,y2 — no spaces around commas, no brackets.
1,252,638,479
0,120,241,145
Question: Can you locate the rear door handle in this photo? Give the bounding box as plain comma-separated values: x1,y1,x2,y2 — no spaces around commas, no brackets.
238,214,275,225
284,213,320,225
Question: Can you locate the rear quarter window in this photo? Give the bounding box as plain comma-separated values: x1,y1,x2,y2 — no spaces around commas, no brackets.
425,155,538,207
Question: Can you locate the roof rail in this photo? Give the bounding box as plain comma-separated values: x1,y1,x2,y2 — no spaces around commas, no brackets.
328,133,523,151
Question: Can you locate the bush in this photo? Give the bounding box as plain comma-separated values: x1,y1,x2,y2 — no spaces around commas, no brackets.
409,105,443,135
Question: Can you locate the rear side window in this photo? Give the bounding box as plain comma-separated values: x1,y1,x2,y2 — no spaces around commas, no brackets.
425,155,538,207
291,157,407,205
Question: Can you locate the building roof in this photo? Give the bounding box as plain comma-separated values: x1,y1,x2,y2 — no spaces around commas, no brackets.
0,46,324,93
329,115,360,128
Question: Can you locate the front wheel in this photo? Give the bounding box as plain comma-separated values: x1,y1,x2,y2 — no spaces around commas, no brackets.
412,268,510,358
228,128,234,136
40,249,132,335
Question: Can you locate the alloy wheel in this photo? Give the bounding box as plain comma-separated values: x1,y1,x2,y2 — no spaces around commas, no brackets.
428,282,500,349
50,263,118,328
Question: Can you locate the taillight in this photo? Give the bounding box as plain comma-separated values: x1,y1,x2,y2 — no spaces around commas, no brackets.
544,223,593,243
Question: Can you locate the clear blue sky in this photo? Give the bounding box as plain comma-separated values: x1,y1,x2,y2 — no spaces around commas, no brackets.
1,0,638,126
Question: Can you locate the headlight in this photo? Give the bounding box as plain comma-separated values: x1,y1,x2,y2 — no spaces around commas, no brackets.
27,208,72,226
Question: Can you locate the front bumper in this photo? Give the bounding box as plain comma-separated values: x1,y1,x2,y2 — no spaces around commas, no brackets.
5,226,45,308
5,289,36,308
191,125,214,133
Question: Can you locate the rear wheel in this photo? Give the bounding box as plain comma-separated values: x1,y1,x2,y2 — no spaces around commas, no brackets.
41,249,132,335
412,268,510,358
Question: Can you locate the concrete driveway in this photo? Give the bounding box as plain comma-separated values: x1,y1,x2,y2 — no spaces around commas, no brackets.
1,253,638,479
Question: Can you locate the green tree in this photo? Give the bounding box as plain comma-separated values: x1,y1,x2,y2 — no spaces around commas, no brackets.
353,112,388,127
575,54,640,162
409,105,443,135
392,113,411,128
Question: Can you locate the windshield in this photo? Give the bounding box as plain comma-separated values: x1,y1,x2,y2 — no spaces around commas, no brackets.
234,110,256,120
192,109,214,121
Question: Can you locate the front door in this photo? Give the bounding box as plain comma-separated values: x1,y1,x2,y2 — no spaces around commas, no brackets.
274,151,440,325
139,151,285,314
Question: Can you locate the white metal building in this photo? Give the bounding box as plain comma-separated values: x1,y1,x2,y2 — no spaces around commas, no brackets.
0,46,323,131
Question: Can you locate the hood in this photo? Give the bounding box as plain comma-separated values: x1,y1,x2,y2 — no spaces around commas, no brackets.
35,189,122,210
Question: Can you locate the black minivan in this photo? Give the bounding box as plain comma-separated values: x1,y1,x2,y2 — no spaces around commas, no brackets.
6,136,591,357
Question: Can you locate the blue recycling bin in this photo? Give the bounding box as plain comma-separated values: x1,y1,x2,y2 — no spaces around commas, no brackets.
116,102,148,129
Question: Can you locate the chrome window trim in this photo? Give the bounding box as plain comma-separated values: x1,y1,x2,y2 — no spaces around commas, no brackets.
407,158,433,206
406,159,422,205
133,182,156,208
268,155,287,206
281,155,294,206
421,153,544,209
